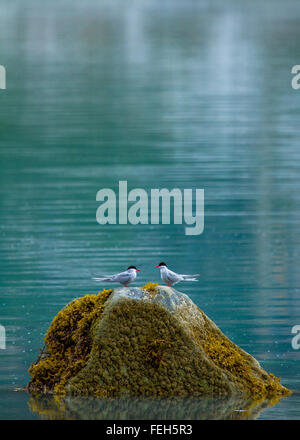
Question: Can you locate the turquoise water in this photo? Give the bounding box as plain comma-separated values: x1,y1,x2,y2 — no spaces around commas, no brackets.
1,0,300,419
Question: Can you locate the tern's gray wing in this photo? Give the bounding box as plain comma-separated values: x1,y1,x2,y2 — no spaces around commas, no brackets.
113,271,132,284
163,269,181,284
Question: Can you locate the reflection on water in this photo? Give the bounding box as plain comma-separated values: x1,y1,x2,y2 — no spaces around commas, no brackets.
27,393,278,420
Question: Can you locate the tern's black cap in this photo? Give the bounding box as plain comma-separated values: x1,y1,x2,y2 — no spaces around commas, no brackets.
158,262,166,267
127,265,138,270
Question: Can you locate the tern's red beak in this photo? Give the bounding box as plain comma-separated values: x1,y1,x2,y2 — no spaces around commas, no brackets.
154,265,160,268
136,269,141,271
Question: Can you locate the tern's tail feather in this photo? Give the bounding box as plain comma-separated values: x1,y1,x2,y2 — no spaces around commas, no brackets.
92,277,113,282
182,274,200,280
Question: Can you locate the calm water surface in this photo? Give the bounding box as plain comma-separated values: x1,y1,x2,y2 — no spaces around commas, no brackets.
1,0,300,419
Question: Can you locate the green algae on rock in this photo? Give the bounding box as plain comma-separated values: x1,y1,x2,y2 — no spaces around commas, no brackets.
28,289,112,394
28,286,291,400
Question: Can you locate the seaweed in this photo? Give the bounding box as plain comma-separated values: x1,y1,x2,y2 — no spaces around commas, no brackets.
28,289,112,395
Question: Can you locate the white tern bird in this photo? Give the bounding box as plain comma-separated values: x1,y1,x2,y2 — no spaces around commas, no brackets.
154,262,199,286
92,266,140,287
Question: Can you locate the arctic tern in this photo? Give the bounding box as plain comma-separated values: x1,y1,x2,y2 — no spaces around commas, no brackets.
154,262,199,286
92,266,140,287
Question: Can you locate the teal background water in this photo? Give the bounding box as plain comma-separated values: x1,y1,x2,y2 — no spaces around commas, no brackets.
1,0,300,419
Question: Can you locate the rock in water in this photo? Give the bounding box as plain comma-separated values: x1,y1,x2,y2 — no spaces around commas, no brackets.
28,284,291,399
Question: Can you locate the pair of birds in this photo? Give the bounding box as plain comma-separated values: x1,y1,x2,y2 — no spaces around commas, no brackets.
93,262,199,288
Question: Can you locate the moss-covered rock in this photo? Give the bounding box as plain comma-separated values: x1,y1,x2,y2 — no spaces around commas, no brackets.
28,289,112,394
28,285,291,400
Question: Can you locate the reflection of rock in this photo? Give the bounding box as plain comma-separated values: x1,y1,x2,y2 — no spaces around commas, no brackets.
28,284,291,400
28,394,274,420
